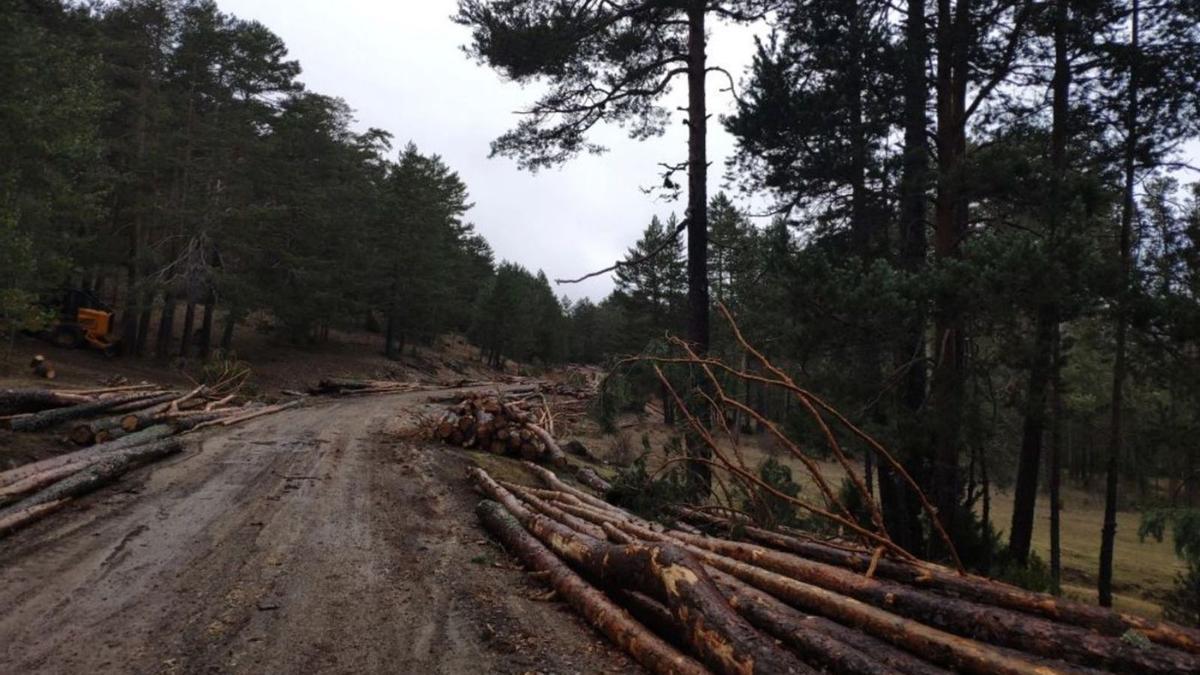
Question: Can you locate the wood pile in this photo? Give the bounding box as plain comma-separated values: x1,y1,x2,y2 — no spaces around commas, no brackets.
469,463,1200,675
434,395,567,467
0,383,303,537
309,377,426,397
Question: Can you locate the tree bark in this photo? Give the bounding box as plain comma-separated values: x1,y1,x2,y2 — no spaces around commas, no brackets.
714,569,943,675
0,424,176,489
929,0,972,543
1100,0,1139,610
198,292,215,358
0,389,91,416
471,468,809,674
178,297,197,358
672,532,1197,672
684,2,712,497
885,0,931,554
1,391,165,432
476,500,707,675
683,512,1200,654
155,288,176,358
1008,305,1055,563
68,392,178,445
0,438,182,537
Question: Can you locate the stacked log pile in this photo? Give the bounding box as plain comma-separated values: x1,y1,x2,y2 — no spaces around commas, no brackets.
434,395,567,467
468,463,1200,675
0,383,303,537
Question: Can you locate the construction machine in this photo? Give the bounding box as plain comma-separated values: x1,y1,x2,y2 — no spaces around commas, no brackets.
40,289,121,356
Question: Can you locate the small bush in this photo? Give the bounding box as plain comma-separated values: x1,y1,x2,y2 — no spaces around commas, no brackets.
606,444,690,524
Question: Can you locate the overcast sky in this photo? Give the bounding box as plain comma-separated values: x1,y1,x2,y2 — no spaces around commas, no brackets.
216,1,1199,302
216,0,759,302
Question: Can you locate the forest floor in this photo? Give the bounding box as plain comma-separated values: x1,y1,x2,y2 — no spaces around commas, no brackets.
0,384,635,675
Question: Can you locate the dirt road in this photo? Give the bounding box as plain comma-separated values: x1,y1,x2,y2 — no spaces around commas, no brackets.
0,388,634,674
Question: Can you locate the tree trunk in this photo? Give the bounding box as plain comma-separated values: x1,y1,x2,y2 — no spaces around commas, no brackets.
684,3,712,497
155,289,176,358
471,468,809,674
0,389,90,416
0,391,166,433
0,438,182,537
1100,0,1139,609
671,532,1199,673
135,292,153,356
220,304,239,353
1049,322,1064,593
929,0,972,544
884,0,931,554
475,501,707,675
198,292,215,358
1008,305,1055,563
178,298,197,358
713,570,948,675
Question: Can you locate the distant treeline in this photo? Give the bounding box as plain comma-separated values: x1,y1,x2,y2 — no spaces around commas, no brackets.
0,0,583,364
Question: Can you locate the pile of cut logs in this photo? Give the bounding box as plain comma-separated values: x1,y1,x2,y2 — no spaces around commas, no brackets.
0,384,301,536
470,463,1200,675
435,395,567,467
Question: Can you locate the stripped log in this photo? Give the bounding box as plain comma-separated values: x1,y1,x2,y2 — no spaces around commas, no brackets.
0,425,175,489
0,437,182,536
671,531,1199,674
476,500,706,675
0,389,91,416
691,512,1200,655
470,467,812,675
1,391,165,432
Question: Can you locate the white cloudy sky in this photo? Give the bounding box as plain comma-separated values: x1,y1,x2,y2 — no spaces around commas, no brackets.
216,1,1199,302
217,0,760,302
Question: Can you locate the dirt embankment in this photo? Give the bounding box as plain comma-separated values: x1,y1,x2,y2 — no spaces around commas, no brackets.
0,388,635,674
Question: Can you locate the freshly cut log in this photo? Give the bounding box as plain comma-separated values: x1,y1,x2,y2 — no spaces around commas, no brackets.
101,391,180,415
69,392,178,445
695,513,1200,655
0,437,182,536
502,481,612,541
712,570,945,675
476,500,706,675
0,388,90,416
65,383,157,396
0,425,175,488
470,467,812,675
523,462,615,513
1,391,164,432
524,423,568,467
0,499,68,536
0,459,96,503
576,466,612,493
671,531,1199,674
